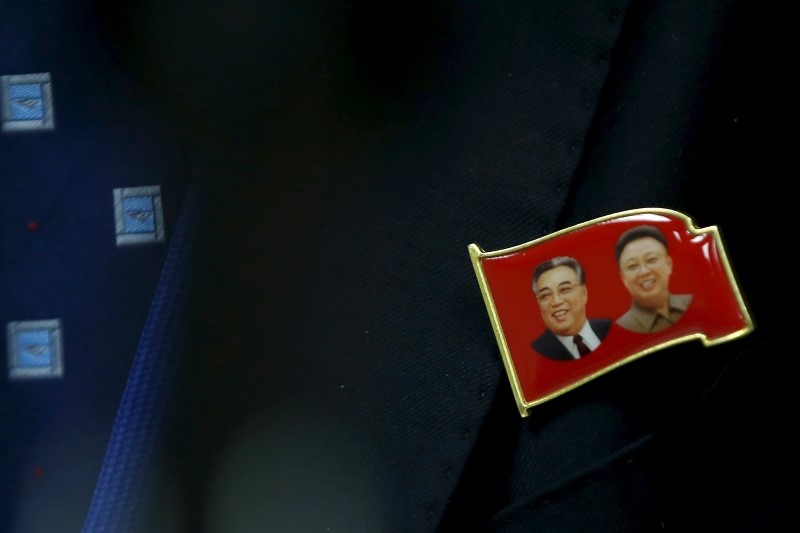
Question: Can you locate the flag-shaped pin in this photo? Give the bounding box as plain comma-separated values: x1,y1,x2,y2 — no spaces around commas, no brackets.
469,208,753,417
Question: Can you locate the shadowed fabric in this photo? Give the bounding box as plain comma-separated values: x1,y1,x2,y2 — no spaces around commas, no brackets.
1,0,792,532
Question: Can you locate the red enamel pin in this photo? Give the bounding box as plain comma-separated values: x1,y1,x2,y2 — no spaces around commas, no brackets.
468,208,754,417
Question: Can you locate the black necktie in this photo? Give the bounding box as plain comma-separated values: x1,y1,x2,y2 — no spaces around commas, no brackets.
573,334,592,357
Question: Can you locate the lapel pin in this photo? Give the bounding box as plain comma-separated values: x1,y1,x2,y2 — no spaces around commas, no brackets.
469,208,754,417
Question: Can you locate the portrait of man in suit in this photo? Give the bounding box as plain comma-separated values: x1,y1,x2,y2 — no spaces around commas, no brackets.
615,225,693,333
531,256,612,360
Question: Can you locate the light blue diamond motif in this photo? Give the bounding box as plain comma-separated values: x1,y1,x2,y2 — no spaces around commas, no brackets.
2,73,55,132
8,84,43,99
10,99,43,120
16,330,53,367
113,186,165,245
7,319,63,379
122,196,156,233
8,84,45,120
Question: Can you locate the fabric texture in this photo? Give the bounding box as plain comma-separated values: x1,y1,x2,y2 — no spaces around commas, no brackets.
1,0,792,532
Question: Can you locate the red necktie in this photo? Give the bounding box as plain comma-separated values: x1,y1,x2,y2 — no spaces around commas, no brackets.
573,335,592,357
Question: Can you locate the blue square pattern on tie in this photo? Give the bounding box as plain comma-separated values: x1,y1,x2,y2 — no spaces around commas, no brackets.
7,320,63,379
122,196,156,233
113,186,165,245
8,83,44,120
1,73,54,132
16,330,53,367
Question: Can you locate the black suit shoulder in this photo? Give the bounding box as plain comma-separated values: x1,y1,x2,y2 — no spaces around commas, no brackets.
531,330,574,361
589,319,612,341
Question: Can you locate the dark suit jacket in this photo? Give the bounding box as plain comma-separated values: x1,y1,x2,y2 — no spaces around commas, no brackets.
532,319,612,361
2,1,790,532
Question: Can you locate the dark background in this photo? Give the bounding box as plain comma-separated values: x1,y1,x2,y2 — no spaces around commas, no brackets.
1,0,793,531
